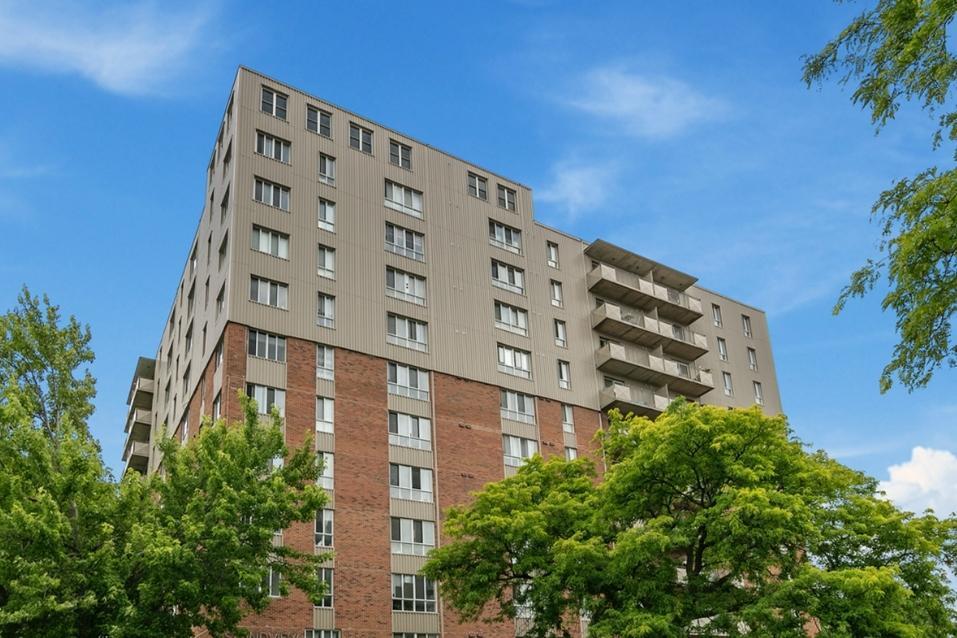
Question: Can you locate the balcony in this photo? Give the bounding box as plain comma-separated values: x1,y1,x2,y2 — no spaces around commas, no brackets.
591,303,708,360
123,438,149,474
587,263,703,324
124,407,151,439
596,343,713,397
599,381,671,418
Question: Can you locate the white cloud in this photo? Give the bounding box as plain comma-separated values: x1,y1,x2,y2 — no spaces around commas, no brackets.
0,1,215,96
564,66,728,139
879,447,957,516
536,160,619,222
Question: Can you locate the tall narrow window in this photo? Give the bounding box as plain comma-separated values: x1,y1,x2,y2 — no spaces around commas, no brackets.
722,372,734,397
316,568,333,608
550,280,564,307
264,566,281,597
315,509,334,547
747,347,758,371
220,185,230,223
318,154,336,185
753,381,764,405
317,293,335,328
742,314,753,338
390,140,412,169
316,397,334,433
554,319,567,347
557,360,571,389
317,452,334,489
349,123,373,153
316,345,335,380
712,303,723,327
318,198,335,232
546,241,559,268
561,404,575,433
717,337,729,361
317,244,336,279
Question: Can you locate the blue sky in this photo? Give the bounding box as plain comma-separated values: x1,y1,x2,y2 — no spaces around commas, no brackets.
0,1,954,514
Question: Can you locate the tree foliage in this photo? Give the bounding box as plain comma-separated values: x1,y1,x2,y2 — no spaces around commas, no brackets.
0,288,328,637
423,401,957,637
804,0,957,392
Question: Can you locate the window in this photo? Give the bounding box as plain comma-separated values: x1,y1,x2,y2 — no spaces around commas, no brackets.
219,232,229,270
712,303,723,327
386,267,426,305
248,329,286,362
246,384,286,416
550,280,564,307
263,566,281,597
216,284,225,317
389,411,431,450
392,574,437,612
249,276,288,309
742,314,753,338
503,434,538,467
251,225,289,259
722,372,734,397
488,220,522,253
182,364,191,396
384,180,423,218
317,345,334,381
317,244,336,279
467,172,488,200
317,452,334,489
318,198,336,232
316,568,333,608
212,392,221,420
349,122,373,153
306,631,340,638
498,344,531,378
307,105,332,137
554,319,567,347
390,140,412,169
747,347,758,371
180,415,189,444
565,447,578,460
385,223,425,261
546,241,559,268
204,277,210,308
260,86,287,119
501,390,535,423
561,404,575,433
387,314,428,352
316,397,334,433
315,509,334,547
254,177,290,211
497,184,516,210
317,293,335,328
558,360,571,389
220,186,230,223
255,131,291,163
753,381,764,405
214,338,223,370
387,362,429,400
491,260,525,294
391,517,435,555
189,245,198,277
494,301,528,336
184,323,193,353
318,153,336,185
393,634,437,638
717,337,729,361
389,464,433,502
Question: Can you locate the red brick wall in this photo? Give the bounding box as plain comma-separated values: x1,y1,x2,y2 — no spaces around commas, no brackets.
222,321,248,423
332,349,393,637
433,372,513,638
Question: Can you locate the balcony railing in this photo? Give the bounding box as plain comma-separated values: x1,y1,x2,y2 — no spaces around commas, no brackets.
592,303,708,359
588,264,703,322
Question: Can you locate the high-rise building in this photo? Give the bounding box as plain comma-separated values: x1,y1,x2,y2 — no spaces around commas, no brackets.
121,67,782,637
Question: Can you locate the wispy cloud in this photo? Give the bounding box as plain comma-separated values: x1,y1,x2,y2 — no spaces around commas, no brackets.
879,446,957,517
0,1,217,96
536,160,620,222
563,66,728,139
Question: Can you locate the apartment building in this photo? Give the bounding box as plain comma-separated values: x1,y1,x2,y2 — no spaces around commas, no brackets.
120,66,782,638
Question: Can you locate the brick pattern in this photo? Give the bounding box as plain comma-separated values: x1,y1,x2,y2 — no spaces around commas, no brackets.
433,372,513,638
223,321,249,423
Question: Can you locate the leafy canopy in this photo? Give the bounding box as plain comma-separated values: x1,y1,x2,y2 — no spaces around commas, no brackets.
805,0,957,392
423,401,957,637
0,288,328,637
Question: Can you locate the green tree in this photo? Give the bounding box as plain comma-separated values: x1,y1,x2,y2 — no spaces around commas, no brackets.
0,289,329,637
423,401,957,637
804,0,957,392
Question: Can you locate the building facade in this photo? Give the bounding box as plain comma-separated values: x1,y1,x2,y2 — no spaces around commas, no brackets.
121,67,782,638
